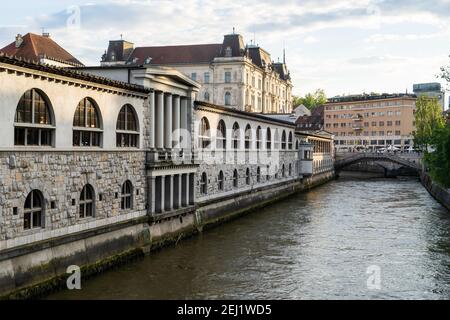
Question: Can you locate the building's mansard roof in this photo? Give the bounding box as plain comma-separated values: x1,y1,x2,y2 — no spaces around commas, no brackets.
129,44,223,65
295,105,324,131
0,33,84,67
112,34,290,82
0,53,150,94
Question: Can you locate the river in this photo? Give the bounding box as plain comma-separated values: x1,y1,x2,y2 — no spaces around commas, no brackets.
47,177,450,300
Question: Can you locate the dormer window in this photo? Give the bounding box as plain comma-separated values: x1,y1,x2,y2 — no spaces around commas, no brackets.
225,46,232,57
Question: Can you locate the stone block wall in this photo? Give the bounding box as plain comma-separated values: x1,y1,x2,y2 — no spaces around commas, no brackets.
0,151,147,250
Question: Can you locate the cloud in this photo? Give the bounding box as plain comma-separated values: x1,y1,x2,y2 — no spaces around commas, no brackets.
303,36,319,44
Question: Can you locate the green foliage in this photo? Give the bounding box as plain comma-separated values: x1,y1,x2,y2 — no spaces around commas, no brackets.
293,89,327,111
413,95,445,151
425,125,450,188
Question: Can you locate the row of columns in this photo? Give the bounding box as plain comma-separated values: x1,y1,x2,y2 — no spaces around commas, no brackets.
313,140,331,154
150,91,190,150
148,173,195,214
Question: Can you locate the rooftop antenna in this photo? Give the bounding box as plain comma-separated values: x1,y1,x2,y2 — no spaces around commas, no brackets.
283,48,286,64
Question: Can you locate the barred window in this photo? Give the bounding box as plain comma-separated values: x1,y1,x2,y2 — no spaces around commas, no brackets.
121,180,133,210
80,184,95,218
200,172,208,195
24,190,44,230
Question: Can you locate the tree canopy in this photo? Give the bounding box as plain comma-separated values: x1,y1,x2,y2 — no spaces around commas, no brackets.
293,89,327,111
424,125,450,188
413,95,445,151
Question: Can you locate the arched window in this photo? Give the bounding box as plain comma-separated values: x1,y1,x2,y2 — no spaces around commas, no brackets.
281,130,287,150
218,171,224,191
289,164,292,176
199,117,211,149
275,166,279,179
288,132,293,150
233,169,239,188
256,126,262,150
117,104,139,148
121,180,133,210
80,184,95,218
204,91,210,102
245,124,251,150
246,168,251,185
282,164,286,177
14,89,54,146
217,120,226,149
295,139,299,150
73,98,102,147
266,128,272,150
24,190,44,230
200,172,208,195
257,167,261,183
274,129,280,150
232,122,240,149
225,92,231,106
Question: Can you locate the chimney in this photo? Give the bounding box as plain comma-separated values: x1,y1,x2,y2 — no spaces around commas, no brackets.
42,32,50,38
15,34,23,48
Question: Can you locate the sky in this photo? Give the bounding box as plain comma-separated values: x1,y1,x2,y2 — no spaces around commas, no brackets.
1,0,450,102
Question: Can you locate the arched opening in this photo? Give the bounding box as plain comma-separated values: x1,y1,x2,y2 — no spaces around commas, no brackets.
217,120,226,149
200,172,208,195
266,128,272,150
24,190,44,230
232,122,240,149
14,89,54,146
225,92,231,106
199,117,211,149
116,104,139,148
281,130,287,150
218,171,224,191
256,126,262,150
245,124,252,150
80,184,95,218
121,180,133,210
73,97,102,147
288,132,293,150
257,167,261,183
246,168,251,185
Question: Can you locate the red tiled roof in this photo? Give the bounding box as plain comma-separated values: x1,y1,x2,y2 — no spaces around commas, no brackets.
0,33,83,66
129,43,222,65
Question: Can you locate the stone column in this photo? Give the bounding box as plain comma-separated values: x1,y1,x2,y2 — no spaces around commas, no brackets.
182,173,188,207
155,92,164,149
149,91,155,149
173,95,181,149
189,173,195,205
159,176,165,213
164,93,173,150
165,175,174,212
147,176,156,214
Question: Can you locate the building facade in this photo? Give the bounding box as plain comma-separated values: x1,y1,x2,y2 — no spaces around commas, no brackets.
413,82,445,111
100,33,293,114
324,94,417,152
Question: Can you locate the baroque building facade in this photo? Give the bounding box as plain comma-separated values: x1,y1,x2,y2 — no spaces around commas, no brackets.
100,33,293,114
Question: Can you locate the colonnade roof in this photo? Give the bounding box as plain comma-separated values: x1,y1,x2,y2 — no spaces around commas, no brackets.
0,53,151,94
194,101,296,128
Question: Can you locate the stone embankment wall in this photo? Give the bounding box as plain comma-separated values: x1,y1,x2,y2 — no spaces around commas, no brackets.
0,169,335,299
420,172,450,211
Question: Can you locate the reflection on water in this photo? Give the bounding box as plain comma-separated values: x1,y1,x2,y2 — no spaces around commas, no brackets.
48,178,450,300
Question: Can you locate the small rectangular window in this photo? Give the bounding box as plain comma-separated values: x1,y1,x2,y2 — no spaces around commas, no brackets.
13,207,18,215
51,201,56,209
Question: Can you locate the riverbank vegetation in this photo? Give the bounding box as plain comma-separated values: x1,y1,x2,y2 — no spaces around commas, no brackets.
413,95,449,188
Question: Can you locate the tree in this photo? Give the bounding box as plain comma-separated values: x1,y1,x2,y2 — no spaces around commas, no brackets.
413,95,445,151
424,125,450,188
293,89,327,111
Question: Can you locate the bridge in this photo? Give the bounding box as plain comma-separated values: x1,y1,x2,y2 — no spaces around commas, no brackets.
335,152,422,175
